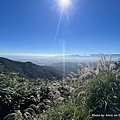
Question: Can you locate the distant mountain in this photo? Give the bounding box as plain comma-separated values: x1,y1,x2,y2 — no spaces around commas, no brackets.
0,57,62,80
64,54,120,58
61,54,91,57
60,54,120,62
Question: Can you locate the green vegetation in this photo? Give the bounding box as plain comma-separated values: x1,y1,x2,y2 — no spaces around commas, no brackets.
86,74,120,118
0,54,120,120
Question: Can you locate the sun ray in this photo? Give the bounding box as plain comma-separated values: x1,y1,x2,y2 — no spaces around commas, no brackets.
62,40,66,79
53,11,63,47
65,8,69,24
53,0,72,48
52,0,72,78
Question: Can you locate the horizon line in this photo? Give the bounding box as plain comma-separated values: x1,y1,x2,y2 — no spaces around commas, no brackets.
0,52,120,57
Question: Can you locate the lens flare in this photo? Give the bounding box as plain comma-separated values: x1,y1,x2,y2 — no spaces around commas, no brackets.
52,0,72,79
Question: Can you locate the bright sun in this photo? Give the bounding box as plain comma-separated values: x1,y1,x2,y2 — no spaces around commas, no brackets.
61,0,69,4
59,0,70,9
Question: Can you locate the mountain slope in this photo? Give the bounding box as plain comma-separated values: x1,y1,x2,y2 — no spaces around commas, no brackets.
0,57,62,79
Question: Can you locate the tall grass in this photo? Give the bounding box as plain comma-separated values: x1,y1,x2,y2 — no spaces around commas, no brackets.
86,74,120,119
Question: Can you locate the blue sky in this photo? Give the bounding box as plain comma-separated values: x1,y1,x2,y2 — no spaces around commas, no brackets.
0,0,120,55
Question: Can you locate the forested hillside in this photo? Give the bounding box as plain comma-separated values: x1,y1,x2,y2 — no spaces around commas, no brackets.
0,57,62,80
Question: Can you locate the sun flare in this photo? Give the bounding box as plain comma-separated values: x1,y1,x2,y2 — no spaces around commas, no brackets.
61,0,69,4
59,0,70,9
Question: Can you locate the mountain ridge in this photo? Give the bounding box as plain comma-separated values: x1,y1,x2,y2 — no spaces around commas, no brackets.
0,57,62,80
